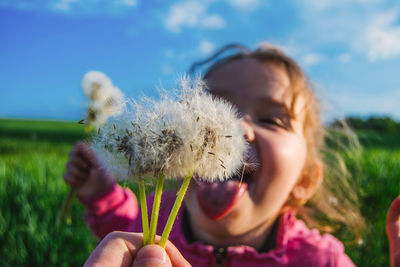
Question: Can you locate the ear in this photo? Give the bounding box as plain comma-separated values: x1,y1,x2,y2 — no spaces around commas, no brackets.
291,159,323,202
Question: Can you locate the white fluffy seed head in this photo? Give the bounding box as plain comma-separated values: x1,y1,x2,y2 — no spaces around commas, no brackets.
81,71,125,126
91,76,247,182
173,76,248,181
82,71,113,101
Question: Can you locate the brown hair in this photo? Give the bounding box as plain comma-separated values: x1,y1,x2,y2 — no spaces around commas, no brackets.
190,43,365,242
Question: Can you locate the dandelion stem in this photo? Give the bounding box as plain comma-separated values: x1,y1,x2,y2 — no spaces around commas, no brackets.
147,174,165,245
57,125,93,228
138,177,149,245
159,173,192,248
56,187,77,228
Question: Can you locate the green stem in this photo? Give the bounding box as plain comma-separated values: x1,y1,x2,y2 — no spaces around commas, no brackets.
56,187,77,228
138,177,149,245
57,124,93,228
147,174,164,245
159,173,192,248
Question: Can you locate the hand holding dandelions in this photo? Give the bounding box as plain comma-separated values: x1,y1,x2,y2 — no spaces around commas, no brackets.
64,142,114,200
57,71,125,226
91,77,247,247
387,196,400,267
84,231,191,267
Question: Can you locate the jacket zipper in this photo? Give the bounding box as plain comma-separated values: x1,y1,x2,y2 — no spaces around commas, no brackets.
214,247,227,267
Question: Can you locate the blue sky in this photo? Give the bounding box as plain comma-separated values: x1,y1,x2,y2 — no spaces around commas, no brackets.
0,0,399,121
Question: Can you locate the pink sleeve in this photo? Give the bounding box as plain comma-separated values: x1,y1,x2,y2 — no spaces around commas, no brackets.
335,252,356,267
79,182,139,240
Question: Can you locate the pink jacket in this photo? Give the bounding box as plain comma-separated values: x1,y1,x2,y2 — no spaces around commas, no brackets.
81,183,355,267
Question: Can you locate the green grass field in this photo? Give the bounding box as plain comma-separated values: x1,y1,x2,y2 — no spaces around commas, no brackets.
1,118,399,266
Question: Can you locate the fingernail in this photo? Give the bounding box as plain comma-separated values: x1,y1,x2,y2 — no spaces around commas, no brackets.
135,245,167,265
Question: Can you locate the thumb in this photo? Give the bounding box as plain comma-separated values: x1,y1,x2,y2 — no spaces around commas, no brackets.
133,245,172,267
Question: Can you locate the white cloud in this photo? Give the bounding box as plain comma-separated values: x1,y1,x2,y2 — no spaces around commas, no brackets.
201,14,226,29
0,0,137,14
325,88,400,120
163,1,226,32
301,53,324,67
293,1,400,61
164,50,175,58
226,0,260,10
338,53,352,63
162,64,174,75
52,0,78,11
115,0,137,7
296,0,381,11
199,40,215,55
361,10,400,61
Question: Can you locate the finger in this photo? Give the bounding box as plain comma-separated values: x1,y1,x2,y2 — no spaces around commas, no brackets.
133,245,172,267
69,142,87,159
66,162,88,182
74,142,101,168
163,240,191,267
70,156,89,171
64,173,84,187
84,231,143,267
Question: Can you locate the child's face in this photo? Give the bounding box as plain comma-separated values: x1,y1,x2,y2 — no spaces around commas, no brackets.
184,58,310,247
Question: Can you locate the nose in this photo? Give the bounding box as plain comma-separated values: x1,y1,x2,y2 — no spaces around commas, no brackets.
241,120,255,142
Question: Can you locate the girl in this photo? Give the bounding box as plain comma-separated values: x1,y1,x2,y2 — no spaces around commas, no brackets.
66,43,365,266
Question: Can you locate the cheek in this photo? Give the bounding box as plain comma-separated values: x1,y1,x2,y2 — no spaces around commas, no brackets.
254,131,307,202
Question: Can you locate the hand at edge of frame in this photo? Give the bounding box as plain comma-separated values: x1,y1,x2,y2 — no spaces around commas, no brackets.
387,196,400,267
84,231,191,267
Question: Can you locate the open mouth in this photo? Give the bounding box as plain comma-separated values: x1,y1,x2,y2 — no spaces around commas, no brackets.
230,162,257,185
196,161,258,221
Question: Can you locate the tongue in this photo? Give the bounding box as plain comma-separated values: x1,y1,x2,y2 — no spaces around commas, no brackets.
197,180,248,221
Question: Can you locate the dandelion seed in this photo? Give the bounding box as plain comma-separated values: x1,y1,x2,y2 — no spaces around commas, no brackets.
208,152,215,155
238,164,246,188
328,196,339,206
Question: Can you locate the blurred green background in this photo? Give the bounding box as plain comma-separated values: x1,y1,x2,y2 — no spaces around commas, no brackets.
0,117,399,266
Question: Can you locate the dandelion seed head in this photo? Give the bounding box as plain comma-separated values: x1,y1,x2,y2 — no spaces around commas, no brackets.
91,76,247,182
81,71,113,101
81,71,126,126
176,76,247,181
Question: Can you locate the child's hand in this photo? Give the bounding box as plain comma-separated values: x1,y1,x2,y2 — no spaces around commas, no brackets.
84,231,191,267
64,142,114,200
387,196,400,267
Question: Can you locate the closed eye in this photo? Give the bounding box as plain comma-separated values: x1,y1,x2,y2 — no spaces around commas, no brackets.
258,117,291,130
